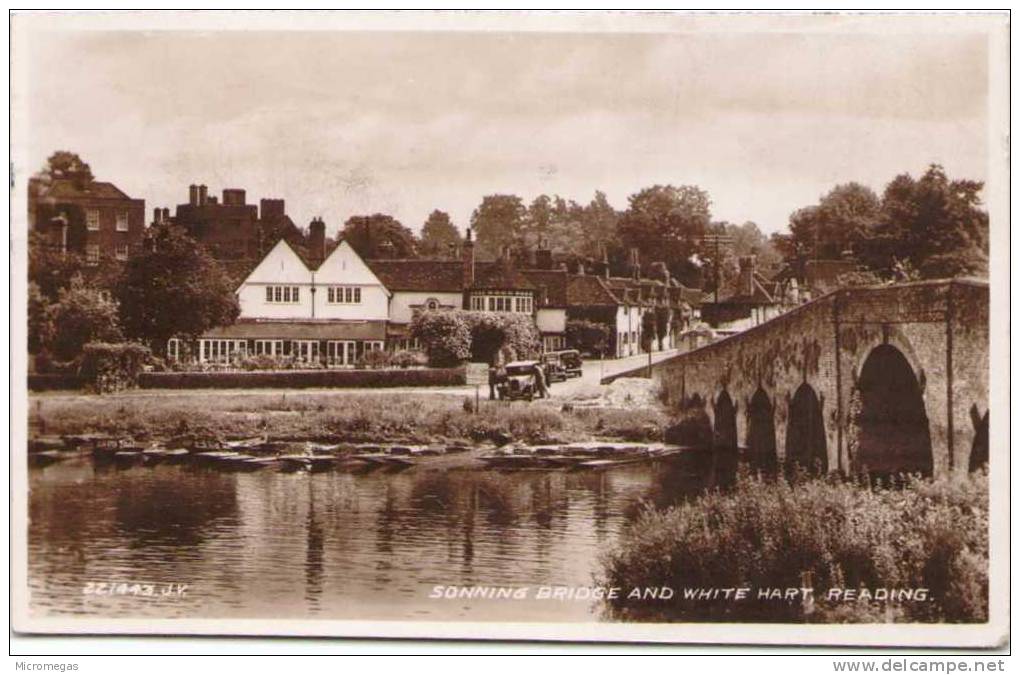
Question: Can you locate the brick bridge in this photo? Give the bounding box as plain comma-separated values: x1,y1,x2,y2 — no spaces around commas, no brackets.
607,279,989,477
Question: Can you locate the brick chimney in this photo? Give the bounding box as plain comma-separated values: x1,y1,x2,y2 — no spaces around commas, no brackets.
535,238,553,270
602,245,611,279
309,217,326,265
188,184,198,206
630,247,641,281
462,227,475,287
738,255,756,297
198,184,208,206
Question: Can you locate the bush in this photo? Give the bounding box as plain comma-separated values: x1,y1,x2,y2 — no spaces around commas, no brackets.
411,310,472,367
355,348,392,370
45,283,123,362
565,319,611,357
411,309,541,367
600,469,988,623
391,349,428,369
77,341,153,393
238,353,306,371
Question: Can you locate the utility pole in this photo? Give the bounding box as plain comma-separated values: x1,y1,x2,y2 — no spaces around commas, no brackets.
699,231,734,303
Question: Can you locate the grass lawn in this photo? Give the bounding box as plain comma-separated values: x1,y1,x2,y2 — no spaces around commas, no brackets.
28,389,669,445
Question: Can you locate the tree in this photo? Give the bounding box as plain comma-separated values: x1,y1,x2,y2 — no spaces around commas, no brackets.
116,225,240,354
340,214,418,259
45,281,124,362
28,282,53,356
470,195,527,259
617,184,712,287
653,306,671,350
859,165,988,279
786,183,881,262
410,310,472,367
640,311,657,352
565,319,611,357
418,210,462,258
36,151,94,184
578,191,620,258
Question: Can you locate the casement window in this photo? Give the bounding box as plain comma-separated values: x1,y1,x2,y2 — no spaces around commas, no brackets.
86,209,100,231
199,339,247,364
254,339,285,356
115,244,129,261
265,286,300,304
470,293,533,314
115,211,129,232
327,286,362,304
86,244,100,264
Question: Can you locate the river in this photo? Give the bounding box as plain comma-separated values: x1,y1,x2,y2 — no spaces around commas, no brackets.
28,451,734,623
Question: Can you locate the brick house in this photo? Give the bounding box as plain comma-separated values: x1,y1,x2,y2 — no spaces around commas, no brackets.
28,175,145,264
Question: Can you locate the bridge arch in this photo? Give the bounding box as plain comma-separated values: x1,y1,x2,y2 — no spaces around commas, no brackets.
746,388,778,469
785,383,827,473
854,343,933,476
713,390,737,450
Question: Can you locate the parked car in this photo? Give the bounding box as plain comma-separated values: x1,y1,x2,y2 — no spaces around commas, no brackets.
541,350,583,380
498,361,541,401
539,352,568,383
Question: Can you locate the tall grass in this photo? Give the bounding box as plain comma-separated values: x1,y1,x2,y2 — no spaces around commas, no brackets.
600,467,988,623
29,391,667,445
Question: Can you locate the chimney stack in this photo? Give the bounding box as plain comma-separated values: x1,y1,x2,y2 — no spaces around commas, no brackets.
153,207,162,224
738,255,756,297
161,207,170,222
630,247,641,281
602,245,611,280
198,184,208,206
188,184,198,206
309,217,326,265
535,238,553,270
462,228,475,287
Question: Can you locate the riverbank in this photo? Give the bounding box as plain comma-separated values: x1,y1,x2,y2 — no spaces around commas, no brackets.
29,387,669,446
599,467,989,623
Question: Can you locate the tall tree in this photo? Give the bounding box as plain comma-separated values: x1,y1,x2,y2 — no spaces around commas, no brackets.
860,165,988,278
418,210,462,258
786,182,881,262
36,151,94,184
470,194,527,258
578,190,619,258
45,281,124,362
340,214,418,259
116,225,240,353
617,184,712,287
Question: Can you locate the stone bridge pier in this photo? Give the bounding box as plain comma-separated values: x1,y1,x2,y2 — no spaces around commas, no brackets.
636,280,988,478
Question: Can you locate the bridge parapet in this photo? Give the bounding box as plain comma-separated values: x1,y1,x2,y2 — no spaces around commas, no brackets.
639,279,988,478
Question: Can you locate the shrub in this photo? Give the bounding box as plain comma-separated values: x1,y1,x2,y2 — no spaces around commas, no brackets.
391,349,428,369
355,348,392,370
239,353,304,371
565,319,611,357
600,469,988,623
411,310,472,367
138,367,466,390
45,282,123,361
77,341,153,393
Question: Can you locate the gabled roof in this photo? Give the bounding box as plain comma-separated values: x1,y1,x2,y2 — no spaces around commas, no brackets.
367,260,464,293
715,272,776,305
470,261,536,291
566,275,621,306
521,269,568,308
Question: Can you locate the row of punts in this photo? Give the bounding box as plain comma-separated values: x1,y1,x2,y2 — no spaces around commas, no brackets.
478,443,687,470
28,434,474,473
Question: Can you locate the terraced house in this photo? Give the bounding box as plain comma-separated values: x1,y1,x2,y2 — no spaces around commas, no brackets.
172,229,703,366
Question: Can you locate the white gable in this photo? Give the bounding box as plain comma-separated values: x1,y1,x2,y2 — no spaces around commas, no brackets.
314,240,390,294
240,239,311,287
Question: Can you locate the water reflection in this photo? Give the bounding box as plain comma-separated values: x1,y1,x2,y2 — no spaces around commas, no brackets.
28,450,731,622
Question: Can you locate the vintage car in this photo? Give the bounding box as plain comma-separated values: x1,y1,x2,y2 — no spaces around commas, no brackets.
538,352,568,383
497,360,542,401
541,350,583,380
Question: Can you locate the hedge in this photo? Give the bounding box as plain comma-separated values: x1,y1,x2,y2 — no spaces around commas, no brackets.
28,373,86,391
138,367,466,390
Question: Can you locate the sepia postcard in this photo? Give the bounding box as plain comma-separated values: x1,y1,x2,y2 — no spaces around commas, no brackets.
9,10,1010,648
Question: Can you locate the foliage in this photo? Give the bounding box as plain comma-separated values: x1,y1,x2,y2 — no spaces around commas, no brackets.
706,221,785,295
355,348,392,369
135,368,465,392
410,310,473,367
640,311,657,351
44,282,124,361
617,184,712,287
787,182,881,261
28,282,52,356
859,165,989,279
470,194,527,259
341,213,418,259
116,224,240,353
391,349,429,368
411,309,540,366
565,319,611,356
36,150,94,184
601,469,988,623
418,210,462,258
653,306,671,349
77,341,153,393
237,353,311,371
835,270,885,287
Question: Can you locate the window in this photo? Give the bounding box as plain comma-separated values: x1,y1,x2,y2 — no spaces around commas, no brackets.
425,298,439,311
327,286,362,304
265,286,300,304
86,245,100,264
86,209,100,231
115,244,129,261
115,211,129,232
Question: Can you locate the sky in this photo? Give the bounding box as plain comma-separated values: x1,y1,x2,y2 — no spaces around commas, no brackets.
20,21,990,238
